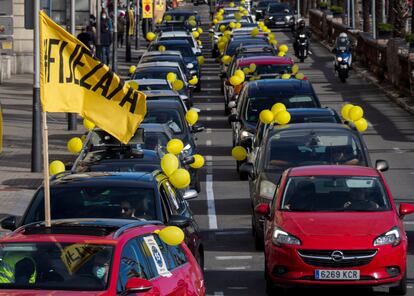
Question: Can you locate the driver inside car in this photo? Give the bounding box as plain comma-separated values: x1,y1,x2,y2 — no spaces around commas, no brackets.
343,188,380,210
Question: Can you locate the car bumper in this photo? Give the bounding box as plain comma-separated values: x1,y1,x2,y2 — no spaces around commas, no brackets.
266,244,406,288
264,20,294,28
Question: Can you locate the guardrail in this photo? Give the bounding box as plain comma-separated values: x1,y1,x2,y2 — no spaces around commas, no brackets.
309,9,414,96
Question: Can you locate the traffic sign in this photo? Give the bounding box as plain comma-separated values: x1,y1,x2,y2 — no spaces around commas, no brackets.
142,0,153,19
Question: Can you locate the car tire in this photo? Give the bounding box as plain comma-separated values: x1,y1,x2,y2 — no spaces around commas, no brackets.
252,213,264,250
389,270,407,295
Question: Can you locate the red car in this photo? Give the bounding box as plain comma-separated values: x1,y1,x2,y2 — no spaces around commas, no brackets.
0,219,205,295
256,165,414,295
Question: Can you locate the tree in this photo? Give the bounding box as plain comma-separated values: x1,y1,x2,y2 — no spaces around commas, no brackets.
392,0,409,37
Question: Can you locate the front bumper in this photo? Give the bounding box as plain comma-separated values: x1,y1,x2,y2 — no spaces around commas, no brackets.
265,19,294,28
266,243,406,288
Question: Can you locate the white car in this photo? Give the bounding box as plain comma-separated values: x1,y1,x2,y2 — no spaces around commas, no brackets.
156,31,202,56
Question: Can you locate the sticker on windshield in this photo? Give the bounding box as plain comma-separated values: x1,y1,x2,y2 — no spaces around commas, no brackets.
143,236,172,278
289,96,313,103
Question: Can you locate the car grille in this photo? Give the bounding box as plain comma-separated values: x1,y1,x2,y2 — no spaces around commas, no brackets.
297,249,377,268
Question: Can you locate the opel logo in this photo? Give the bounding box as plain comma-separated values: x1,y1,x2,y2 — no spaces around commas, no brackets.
331,250,344,262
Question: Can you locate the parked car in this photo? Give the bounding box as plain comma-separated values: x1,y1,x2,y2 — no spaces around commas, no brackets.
253,0,273,20
0,219,205,295
129,78,172,91
156,31,202,56
256,165,411,295
263,2,295,29
163,10,201,26
1,172,204,268
144,89,190,110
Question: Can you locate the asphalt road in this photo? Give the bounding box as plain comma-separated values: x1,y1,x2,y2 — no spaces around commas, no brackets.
187,3,414,296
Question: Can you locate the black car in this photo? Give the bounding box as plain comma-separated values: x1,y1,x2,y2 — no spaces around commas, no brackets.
228,79,321,150
222,37,270,60
163,10,201,26
253,0,273,20
264,3,295,29
1,171,204,268
239,123,389,249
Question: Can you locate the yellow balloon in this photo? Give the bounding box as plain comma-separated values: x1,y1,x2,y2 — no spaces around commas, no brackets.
216,14,223,21
354,118,368,132
224,30,232,38
146,32,156,41
234,13,242,21
213,19,218,25
189,20,197,27
197,27,203,34
295,73,305,80
234,69,245,81
279,44,289,53
161,153,179,177
349,106,364,121
197,40,202,46
172,79,184,91
292,64,299,74
67,137,83,154
259,110,274,124
275,110,291,125
128,80,139,90
243,67,250,74
243,10,248,16
158,226,185,246
80,134,86,142
166,72,177,83
281,73,291,80
235,22,242,28
229,22,236,29
167,139,184,155
192,31,200,39
189,15,196,21
229,75,243,86
185,109,199,125
220,25,226,32
219,8,224,14
249,63,256,72
341,104,354,120
190,154,205,169
270,39,278,46
232,146,247,161
129,65,136,74
268,33,275,40
222,55,232,65
217,41,226,51
83,118,95,130
189,76,199,85
271,103,286,116
169,168,191,189
251,28,259,37
164,15,172,21
229,2,235,7
197,56,205,65
158,45,166,52
277,51,286,57
49,160,65,176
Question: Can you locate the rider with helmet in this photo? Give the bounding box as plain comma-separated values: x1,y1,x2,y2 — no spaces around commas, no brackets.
333,32,353,68
293,19,312,56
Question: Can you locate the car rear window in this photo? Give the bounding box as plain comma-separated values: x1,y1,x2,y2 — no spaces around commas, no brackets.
143,109,184,135
138,84,171,91
237,64,292,76
132,67,183,81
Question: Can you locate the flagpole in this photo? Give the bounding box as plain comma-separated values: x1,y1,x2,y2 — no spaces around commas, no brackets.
41,111,51,227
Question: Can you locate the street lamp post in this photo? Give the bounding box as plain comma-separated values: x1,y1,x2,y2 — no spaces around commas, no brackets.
126,0,132,62
372,0,376,39
112,0,118,72
68,0,77,130
96,0,102,62
297,0,300,19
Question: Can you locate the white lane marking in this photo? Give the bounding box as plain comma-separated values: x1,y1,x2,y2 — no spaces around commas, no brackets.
225,266,250,270
216,255,253,260
206,155,213,161
403,221,414,225
410,172,414,175
408,285,413,289
206,128,212,134
207,107,212,111
206,174,218,230
215,230,250,235
206,140,212,146
207,116,212,121
393,147,404,153
214,292,224,296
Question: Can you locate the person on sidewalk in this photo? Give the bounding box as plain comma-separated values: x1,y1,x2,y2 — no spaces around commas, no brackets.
77,27,94,50
117,11,126,47
99,10,112,66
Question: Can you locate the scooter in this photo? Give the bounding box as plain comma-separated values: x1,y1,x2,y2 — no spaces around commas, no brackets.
334,47,352,83
295,33,309,62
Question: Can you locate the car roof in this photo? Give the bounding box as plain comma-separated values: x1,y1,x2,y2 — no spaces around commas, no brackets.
137,61,181,68
287,107,338,116
289,165,379,177
78,148,161,167
2,219,163,243
129,79,168,85
160,31,191,37
154,39,192,45
165,9,197,15
142,50,182,57
144,90,180,97
238,56,293,66
248,78,312,93
269,122,355,135
146,99,184,109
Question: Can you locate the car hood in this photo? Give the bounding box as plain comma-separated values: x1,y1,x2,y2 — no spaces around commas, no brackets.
276,211,399,248
268,12,291,17
0,291,109,296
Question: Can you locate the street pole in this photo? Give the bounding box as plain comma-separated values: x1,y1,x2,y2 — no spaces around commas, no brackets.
297,0,300,19
347,0,351,26
136,0,140,50
68,0,77,130
96,0,102,61
112,0,118,72
372,0,376,39
31,0,41,172
351,0,355,28
126,0,132,62
382,0,386,23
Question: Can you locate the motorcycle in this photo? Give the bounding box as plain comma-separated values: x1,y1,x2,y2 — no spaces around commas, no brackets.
295,33,309,62
334,46,352,83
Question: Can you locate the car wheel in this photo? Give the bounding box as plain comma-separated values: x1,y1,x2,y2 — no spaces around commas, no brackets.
389,270,407,295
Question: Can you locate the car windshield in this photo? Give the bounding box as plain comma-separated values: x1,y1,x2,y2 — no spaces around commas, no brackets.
142,131,169,150
257,1,271,9
143,109,184,135
245,96,318,122
165,14,194,22
0,242,114,290
23,186,156,224
265,129,366,171
289,114,339,123
161,37,196,48
226,40,269,56
281,176,391,212
240,64,292,76
155,44,194,58
138,84,171,91
132,67,183,81
269,4,289,13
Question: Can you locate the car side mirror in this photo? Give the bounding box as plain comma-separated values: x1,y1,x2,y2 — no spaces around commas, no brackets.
129,65,136,75
168,215,191,228
228,113,240,123
192,124,205,133
125,277,153,294
1,215,17,231
399,203,414,217
375,160,389,172
209,28,214,33
240,162,255,178
255,203,270,216
183,189,198,200
228,101,236,109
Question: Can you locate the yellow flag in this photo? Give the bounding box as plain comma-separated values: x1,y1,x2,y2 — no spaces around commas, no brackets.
39,11,146,144
128,9,135,36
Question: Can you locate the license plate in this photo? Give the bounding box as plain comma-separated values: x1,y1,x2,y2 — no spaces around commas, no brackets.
340,64,348,69
315,270,360,280
276,21,285,25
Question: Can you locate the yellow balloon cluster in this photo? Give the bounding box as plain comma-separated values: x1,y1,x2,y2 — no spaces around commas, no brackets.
229,69,245,86
185,109,199,125
279,44,289,54
165,72,184,91
166,72,177,83
341,104,368,132
232,146,247,161
271,103,291,125
49,160,65,176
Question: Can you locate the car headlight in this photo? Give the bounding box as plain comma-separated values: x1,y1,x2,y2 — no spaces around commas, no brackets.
373,227,401,247
269,16,273,20
285,15,291,20
187,63,194,69
259,180,276,200
240,130,254,140
272,228,301,246
337,56,343,62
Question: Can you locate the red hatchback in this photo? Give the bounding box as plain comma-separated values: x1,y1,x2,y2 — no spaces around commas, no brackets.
256,165,414,295
0,219,205,296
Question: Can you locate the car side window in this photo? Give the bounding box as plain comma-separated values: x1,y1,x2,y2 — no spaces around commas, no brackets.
153,235,188,269
116,239,153,293
160,181,181,215
237,86,247,114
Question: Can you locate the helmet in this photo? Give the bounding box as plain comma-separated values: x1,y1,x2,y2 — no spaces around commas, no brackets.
339,32,348,39
298,18,305,27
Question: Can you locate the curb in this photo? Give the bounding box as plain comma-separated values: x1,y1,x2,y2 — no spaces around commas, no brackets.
315,37,414,116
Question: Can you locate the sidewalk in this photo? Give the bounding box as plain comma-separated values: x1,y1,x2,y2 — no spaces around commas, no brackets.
0,40,145,226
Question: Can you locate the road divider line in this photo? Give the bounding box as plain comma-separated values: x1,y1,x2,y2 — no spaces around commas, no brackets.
225,266,250,270
206,160,218,229
206,140,212,146
213,292,224,296
216,255,253,260
215,230,250,235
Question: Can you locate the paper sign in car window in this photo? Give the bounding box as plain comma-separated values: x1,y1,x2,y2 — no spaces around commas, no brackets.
143,235,172,277
60,244,103,275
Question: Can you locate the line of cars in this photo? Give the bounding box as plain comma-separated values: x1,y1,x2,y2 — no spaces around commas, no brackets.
0,7,208,296
211,1,414,295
